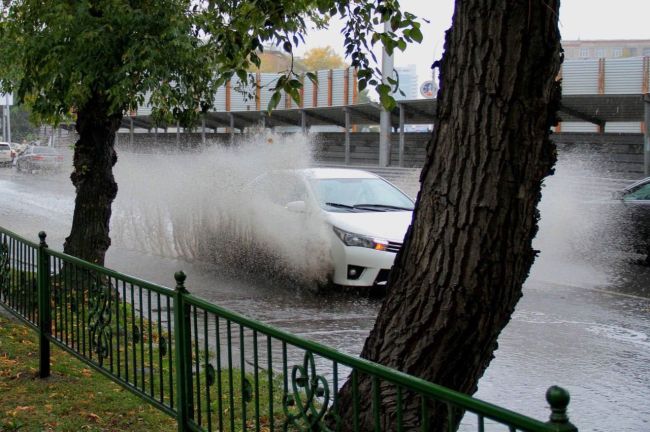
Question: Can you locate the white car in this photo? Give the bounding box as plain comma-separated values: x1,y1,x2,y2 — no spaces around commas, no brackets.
251,168,414,288
0,142,15,166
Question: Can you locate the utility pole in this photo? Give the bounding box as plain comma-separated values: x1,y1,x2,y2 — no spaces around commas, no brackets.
2,94,12,143
6,105,10,144
379,21,394,167
643,93,650,176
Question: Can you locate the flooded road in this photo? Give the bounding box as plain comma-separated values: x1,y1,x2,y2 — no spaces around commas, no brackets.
0,146,648,431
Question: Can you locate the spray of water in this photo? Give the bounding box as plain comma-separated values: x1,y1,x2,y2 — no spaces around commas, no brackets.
112,130,333,286
530,149,640,289
101,135,645,294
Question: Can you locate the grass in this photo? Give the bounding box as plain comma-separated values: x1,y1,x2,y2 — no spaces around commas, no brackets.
0,314,177,432
0,309,311,432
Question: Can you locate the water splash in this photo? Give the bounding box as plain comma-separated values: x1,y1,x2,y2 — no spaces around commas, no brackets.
529,149,647,293
112,130,333,286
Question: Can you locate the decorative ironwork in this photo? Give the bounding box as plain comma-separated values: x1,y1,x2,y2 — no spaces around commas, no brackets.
88,275,113,366
283,351,339,431
0,240,9,299
0,227,578,432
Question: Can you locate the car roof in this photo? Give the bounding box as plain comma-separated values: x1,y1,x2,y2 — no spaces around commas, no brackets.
297,168,380,180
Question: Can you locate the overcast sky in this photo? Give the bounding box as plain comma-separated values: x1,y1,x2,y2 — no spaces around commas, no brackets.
296,0,650,90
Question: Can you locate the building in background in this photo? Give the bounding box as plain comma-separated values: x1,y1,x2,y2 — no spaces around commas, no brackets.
562,39,650,60
393,65,418,100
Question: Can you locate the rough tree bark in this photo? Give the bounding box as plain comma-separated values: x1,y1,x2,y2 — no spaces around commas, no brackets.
336,0,562,430
63,91,122,266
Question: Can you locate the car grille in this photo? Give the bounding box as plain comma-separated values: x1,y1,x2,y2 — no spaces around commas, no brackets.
386,241,402,253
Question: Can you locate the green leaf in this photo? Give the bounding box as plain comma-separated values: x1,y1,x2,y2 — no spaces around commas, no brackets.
305,72,318,85
410,27,423,43
379,91,397,111
268,91,281,111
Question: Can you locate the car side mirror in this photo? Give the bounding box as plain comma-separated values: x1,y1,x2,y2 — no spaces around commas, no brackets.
286,200,307,213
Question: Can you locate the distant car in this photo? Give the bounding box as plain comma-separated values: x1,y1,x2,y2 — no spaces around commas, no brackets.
250,168,414,288
613,176,650,265
15,146,64,172
0,142,15,166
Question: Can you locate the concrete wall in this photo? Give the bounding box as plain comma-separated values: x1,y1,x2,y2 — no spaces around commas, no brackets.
113,130,644,179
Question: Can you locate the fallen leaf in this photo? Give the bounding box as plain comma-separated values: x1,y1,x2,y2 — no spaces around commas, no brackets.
14,406,34,412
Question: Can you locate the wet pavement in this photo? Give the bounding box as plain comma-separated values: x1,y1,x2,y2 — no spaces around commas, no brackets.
0,150,648,431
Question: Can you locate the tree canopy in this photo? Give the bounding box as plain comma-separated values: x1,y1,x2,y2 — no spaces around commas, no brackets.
252,46,349,74
0,0,421,123
300,46,348,70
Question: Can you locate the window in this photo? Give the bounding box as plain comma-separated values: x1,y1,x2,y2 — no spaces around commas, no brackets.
579,48,589,58
312,178,414,211
613,47,623,58
623,182,650,201
595,48,605,58
643,47,650,56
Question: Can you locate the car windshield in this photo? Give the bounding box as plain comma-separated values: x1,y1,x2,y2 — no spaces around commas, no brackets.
0,144,10,150
623,182,650,201
311,178,414,212
32,147,60,155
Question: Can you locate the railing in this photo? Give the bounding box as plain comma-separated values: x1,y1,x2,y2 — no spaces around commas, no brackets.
0,226,578,432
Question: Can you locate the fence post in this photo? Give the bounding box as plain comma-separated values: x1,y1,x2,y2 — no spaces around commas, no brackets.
173,271,194,432
545,386,577,431
37,231,51,378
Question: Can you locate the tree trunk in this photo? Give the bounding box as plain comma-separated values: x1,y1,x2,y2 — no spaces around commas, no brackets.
336,1,562,430
63,92,122,266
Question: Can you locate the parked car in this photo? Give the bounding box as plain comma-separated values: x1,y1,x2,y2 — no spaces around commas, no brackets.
612,176,650,265
250,168,414,288
0,142,15,166
15,146,64,172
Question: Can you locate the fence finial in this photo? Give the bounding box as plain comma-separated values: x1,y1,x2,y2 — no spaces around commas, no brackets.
38,231,47,247
174,271,188,293
546,386,577,431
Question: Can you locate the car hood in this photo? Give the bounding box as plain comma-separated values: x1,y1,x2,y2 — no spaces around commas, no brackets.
323,210,413,242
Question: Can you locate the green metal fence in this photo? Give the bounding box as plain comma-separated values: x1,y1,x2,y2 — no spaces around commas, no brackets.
0,227,578,432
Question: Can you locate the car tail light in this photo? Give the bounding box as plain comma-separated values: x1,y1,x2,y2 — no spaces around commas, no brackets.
57,156,64,161
33,155,44,160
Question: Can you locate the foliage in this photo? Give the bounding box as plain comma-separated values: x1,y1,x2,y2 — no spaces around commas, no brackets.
251,48,296,73
6,105,39,142
252,46,348,76
357,88,373,104
0,0,421,122
300,46,347,71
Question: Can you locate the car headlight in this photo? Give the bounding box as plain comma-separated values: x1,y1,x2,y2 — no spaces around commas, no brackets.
332,226,389,251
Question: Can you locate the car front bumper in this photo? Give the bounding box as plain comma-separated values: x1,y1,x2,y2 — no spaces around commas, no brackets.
329,237,397,287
